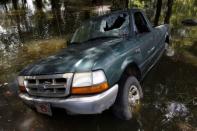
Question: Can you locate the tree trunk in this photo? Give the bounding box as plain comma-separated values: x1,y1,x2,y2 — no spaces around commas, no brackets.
51,0,62,36
92,0,103,6
125,0,128,9
35,0,43,10
22,0,27,9
11,0,22,41
112,0,128,9
12,0,18,10
4,4,8,13
154,0,162,26
112,0,120,9
164,0,174,24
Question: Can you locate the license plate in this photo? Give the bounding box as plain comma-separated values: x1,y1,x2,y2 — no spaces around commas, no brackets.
35,103,52,116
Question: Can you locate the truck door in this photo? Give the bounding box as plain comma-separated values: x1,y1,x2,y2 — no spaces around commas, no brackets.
133,12,155,73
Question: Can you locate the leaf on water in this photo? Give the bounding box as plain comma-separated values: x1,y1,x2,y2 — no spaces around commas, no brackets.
3,83,8,86
8,119,11,122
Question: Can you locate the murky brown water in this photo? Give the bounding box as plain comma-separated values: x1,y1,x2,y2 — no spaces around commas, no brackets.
0,0,197,131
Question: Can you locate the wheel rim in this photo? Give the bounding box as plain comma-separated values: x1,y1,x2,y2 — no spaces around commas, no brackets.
128,85,140,107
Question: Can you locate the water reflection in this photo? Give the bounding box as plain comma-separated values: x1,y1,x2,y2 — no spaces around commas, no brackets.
164,102,189,121
0,0,110,83
0,0,197,130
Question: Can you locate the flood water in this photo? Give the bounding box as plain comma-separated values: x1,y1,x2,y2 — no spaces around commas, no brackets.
0,0,197,131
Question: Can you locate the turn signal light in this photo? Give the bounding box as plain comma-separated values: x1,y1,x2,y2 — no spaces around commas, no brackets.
71,82,109,94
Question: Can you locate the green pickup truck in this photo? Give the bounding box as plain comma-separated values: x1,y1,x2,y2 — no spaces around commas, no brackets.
18,9,170,120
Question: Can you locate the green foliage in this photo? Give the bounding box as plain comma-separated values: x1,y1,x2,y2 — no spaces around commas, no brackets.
129,0,145,8
170,0,197,37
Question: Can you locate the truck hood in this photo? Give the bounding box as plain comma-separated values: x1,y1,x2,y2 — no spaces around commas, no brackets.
19,38,123,76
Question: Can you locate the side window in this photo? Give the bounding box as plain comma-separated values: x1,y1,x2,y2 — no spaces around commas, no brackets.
134,12,150,34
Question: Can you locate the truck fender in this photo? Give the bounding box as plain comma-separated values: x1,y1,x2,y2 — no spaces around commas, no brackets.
120,57,141,81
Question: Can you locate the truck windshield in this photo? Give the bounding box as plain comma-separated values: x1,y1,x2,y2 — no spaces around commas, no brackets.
71,12,129,43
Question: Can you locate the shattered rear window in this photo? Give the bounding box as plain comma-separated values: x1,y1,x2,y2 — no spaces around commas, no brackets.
103,13,128,31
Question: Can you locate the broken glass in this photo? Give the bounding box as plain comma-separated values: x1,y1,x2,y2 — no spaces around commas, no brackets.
71,12,129,43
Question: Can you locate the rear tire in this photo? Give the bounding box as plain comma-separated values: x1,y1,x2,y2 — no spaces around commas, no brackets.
112,75,143,120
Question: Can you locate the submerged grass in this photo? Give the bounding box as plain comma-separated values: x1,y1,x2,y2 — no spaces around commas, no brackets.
0,37,67,83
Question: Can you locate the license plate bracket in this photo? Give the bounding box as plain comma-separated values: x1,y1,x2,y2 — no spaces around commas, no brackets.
35,102,52,116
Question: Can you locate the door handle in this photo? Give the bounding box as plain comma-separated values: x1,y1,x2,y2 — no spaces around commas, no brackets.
148,46,155,54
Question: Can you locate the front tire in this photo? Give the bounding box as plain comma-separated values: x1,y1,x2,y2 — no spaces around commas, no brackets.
112,76,143,120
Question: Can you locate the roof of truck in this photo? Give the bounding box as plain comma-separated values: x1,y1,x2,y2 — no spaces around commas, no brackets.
88,8,142,21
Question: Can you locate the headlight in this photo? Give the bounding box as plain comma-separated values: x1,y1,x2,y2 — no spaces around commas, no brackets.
92,70,107,84
72,70,109,94
17,76,27,92
72,72,92,87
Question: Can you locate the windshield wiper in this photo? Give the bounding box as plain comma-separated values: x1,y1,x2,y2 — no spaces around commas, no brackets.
69,42,80,45
70,36,120,45
82,36,120,43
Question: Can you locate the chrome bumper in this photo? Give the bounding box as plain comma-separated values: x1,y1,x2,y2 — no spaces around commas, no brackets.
19,84,118,114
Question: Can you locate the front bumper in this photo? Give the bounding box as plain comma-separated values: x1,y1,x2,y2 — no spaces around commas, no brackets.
19,84,118,114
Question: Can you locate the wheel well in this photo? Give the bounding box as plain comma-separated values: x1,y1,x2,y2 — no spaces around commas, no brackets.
165,35,170,44
122,63,141,81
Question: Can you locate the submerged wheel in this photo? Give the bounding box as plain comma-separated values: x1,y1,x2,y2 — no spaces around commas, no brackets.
128,85,141,111
112,76,143,120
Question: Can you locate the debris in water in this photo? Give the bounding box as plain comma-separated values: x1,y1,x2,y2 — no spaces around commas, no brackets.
193,97,197,106
8,119,11,122
165,44,175,57
3,83,8,86
177,122,196,131
4,90,13,97
182,19,197,26
165,102,189,121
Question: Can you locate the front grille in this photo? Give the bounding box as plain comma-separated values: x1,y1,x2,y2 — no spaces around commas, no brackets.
24,74,73,97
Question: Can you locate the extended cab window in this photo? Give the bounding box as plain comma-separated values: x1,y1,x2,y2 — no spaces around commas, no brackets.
134,12,150,34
